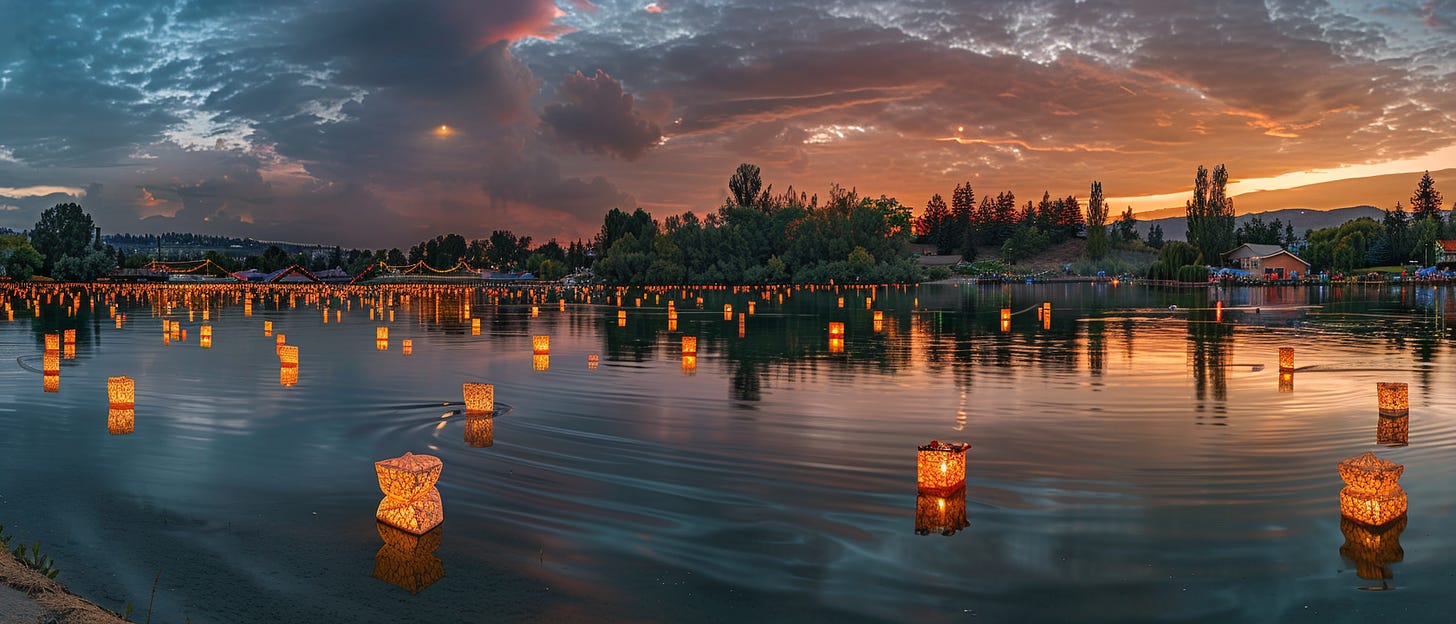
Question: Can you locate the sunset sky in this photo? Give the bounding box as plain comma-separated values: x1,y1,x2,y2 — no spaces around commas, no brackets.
0,0,1453,248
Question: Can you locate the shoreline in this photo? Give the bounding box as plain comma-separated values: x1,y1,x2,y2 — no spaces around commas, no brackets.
0,551,126,624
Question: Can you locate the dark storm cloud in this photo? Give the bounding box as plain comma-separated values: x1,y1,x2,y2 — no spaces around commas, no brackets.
541,70,663,160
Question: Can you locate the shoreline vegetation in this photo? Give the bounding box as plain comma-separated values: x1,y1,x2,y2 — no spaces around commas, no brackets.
0,165,1446,287
0,539,127,624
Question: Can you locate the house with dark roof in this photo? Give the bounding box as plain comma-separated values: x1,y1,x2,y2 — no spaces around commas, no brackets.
1223,243,1310,279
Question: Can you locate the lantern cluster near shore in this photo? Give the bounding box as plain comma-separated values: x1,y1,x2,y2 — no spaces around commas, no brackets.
375,452,445,535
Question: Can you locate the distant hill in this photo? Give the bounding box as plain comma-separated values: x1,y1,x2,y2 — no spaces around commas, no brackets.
1130,167,1456,221
1136,205,1388,241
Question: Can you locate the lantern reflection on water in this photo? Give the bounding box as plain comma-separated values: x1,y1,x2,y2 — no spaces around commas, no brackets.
1278,371,1294,393
1279,347,1295,371
472,318,480,335
462,383,494,414
375,452,444,534
917,441,970,494
402,339,413,355
532,354,550,371
681,355,697,375
279,366,298,387
464,414,493,448
915,489,968,536
532,335,550,355
828,337,844,353
276,333,286,354
373,522,444,594
43,374,58,393
1338,452,1406,527
107,376,134,409
1339,514,1405,585
1377,382,1408,416
200,324,212,348
107,408,135,435
63,329,75,346
1377,414,1408,447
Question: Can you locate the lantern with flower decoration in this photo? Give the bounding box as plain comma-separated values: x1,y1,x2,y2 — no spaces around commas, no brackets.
1279,371,1293,393
278,344,299,368
44,333,59,353
533,354,549,371
63,329,75,346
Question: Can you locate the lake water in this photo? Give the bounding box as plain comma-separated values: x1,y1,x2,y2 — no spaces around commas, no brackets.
2,282,1454,623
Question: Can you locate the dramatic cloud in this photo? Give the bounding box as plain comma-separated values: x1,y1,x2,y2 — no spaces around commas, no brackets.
542,70,663,160
1,0,1455,245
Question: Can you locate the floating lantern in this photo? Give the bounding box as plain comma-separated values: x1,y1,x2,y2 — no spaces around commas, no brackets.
682,335,698,356
107,408,134,435
115,317,122,329
1339,515,1405,583
724,304,732,320
837,297,844,308
668,319,677,332
874,319,883,333
1000,307,1011,325
1377,383,1408,416
43,373,59,393
402,339,413,355
107,376,134,409
279,366,298,387
377,326,389,341
531,305,539,318
245,301,253,316
1279,371,1294,393
200,324,212,348
42,351,59,375
376,338,389,351
533,354,549,371
44,333,59,352
668,309,678,322
828,322,845,338
559,300,565,312
462,383,494,414
276,333,286,354
278,345,299,368
681,355,697,375
264,321,272,335
373,522,444,594
1279,347,1294,371
63,329,76,346
588,354,599,370
471,318,481,335
873,310,883,322
62,343,75,360
1338,452,1407,527
464,415,494,448
748,301,755,315
865,298,872,310
532,335,550,355
374,452,444,535
917,441,970,494
915,490,969,536
1377,414,1408,447
617,309,627,323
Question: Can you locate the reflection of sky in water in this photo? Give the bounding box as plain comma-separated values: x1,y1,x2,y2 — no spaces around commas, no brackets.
0,283,1454,622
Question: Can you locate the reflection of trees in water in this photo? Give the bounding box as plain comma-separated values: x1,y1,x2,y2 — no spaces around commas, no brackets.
1087,320,1105,377
1186,311,1233,417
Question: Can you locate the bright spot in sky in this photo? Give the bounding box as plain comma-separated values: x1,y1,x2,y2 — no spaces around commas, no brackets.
435,125,453,137
957,126,965,133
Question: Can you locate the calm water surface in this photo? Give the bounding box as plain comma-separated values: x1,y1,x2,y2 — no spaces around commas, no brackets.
2,283,1454,623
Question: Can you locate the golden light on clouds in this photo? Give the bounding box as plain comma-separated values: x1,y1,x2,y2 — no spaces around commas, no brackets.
434,125,453,137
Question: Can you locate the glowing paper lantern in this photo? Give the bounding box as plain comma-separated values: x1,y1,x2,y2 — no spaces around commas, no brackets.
828,322,845,338
668,309,678,322
917,441,970,494
63,329,76,346
375,452,444,535
471,318,481,335
588,354,599,370
533,354,550,371
915,490,969,536
462,383,494,414
532,335,550,355
264,321,272,335
1339,515,1405,583
44,333,59,352
464,414,494,448
276,333,286,354
107,408,135,435
1278,371,1294,393
402,339,413,355
724,304,732,320
200,324,212,348
42,351,59,375
873,319,884,333
377,326,389,341
107,376,134,409
748,301,755,315
62,343,75,360
681,336,697,356
43,374,58,393
373,522,444,594
279,366,298,387
1279,347,1294,371
1338,452,1407,527
278,345,299,368
1377,383,1408,416
531,306,539,318
828,337,844,353
873,310,883,322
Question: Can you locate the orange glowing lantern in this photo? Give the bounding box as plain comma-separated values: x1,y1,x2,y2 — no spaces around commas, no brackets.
1340,515,1405,584
278,345,299,368
462,383,494,414
472,318,481,335
724,304,732,320
42,351,59,375
682,335,697,356
915,489,969,536
107,376,134,409
837,297,844,308
681,355,697,375
533,354,550,371
374,452,444,535
828,322,845,338
200,324,212,348
377,326,389,341
1377,382,1408,416
276,333,286,354
43,373,58,392
917,441,970,494
588,354,599,369
1338,452,1407,527
373,522,444,594
279,366,298,387
531,305,539,318
873,310,883,322
264,320,272,335
617,309,627,324
1279,371,1294,393
532,335,549,355
62,343,75,359
668,309,678,322
44,333,59,352
1279,347,1295,371
559,300,566,312
107,408,135,435
828,337,845,353
402,339,413,355
464,414,493,448
748,301,755,315
63,329,76,346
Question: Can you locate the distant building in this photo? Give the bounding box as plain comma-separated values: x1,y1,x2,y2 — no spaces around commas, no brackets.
908,243,937,256
1223,243,1310,279
1437,240,1456,265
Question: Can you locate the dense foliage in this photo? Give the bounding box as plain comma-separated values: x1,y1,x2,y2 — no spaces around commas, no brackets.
1185,164,1235,263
